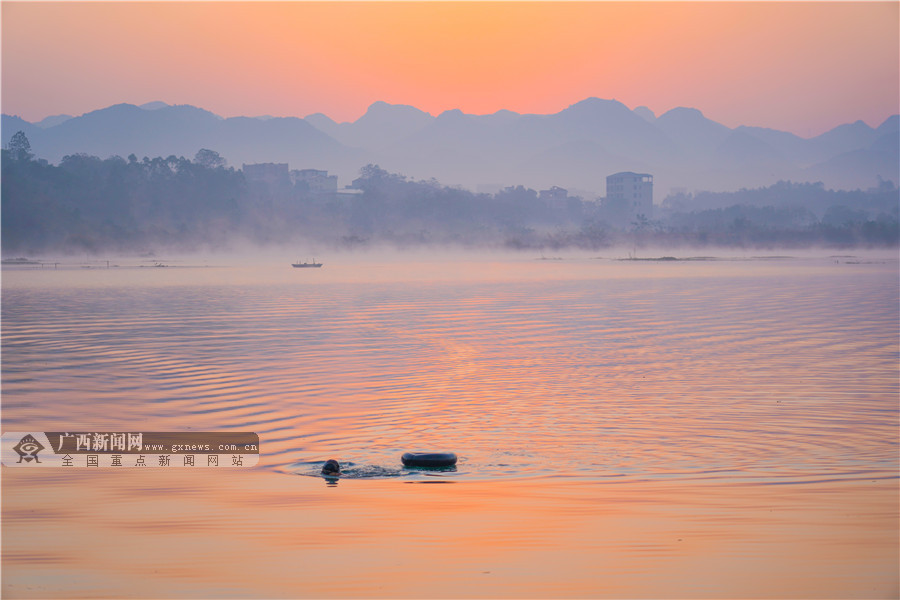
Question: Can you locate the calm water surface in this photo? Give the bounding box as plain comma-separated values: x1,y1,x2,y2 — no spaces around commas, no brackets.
2,252,898,598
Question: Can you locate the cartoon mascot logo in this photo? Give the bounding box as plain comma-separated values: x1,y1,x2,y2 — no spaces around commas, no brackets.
13,434,45,463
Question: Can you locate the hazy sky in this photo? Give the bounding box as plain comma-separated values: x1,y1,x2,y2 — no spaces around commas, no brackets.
2,1,897,137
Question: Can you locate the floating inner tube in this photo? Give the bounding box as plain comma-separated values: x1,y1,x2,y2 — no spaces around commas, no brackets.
401,452,457,468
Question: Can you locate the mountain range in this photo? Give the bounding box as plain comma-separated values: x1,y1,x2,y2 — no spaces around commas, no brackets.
3,98,897,199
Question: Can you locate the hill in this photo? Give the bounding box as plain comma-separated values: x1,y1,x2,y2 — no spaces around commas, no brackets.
3,98,897,198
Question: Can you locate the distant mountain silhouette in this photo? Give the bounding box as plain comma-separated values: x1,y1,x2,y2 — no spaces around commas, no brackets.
35,114,73,129
307,101,434,150
876,114,899,135
2,102,363,176
655,107,731,158
3,98,897,198
138,101,170,111
803,129,900,191
632,106,656,123
2,114,40,140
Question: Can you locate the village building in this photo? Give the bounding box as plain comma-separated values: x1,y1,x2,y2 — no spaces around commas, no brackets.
539,186,569,210
243,163,339,197
291,169,338,194
242,162,290,188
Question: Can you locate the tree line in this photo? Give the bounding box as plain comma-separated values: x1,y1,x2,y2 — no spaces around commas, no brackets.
2,137,248,253
2,132,897,254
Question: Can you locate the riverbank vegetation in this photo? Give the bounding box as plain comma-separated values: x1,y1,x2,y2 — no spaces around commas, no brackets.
3,136,897,254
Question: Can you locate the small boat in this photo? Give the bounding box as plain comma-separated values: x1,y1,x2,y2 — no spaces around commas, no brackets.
292,258,323,268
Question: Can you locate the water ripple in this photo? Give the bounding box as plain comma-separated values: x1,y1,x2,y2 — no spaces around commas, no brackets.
2,258,897,484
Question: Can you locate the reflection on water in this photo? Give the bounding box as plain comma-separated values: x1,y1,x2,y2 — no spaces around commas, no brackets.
2,254,898,597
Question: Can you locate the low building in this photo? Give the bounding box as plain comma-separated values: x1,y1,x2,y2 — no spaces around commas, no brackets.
242,163,290,188
538,186,568,211
539,185,568,201
291,169,338,194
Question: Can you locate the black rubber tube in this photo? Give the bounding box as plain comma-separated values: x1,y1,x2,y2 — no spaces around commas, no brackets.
401,452,457,468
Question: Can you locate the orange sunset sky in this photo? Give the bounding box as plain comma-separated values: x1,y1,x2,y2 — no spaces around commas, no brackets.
2,1,898,137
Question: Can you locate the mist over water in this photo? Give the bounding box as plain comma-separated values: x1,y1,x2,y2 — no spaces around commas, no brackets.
2,251,898,597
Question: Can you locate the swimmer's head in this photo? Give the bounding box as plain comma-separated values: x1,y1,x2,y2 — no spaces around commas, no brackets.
321,459,341,475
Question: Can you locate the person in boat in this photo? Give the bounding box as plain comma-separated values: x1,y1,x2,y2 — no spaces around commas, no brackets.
321,459,341,476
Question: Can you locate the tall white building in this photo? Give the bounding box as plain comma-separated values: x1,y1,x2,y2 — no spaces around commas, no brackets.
606,172,653,220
